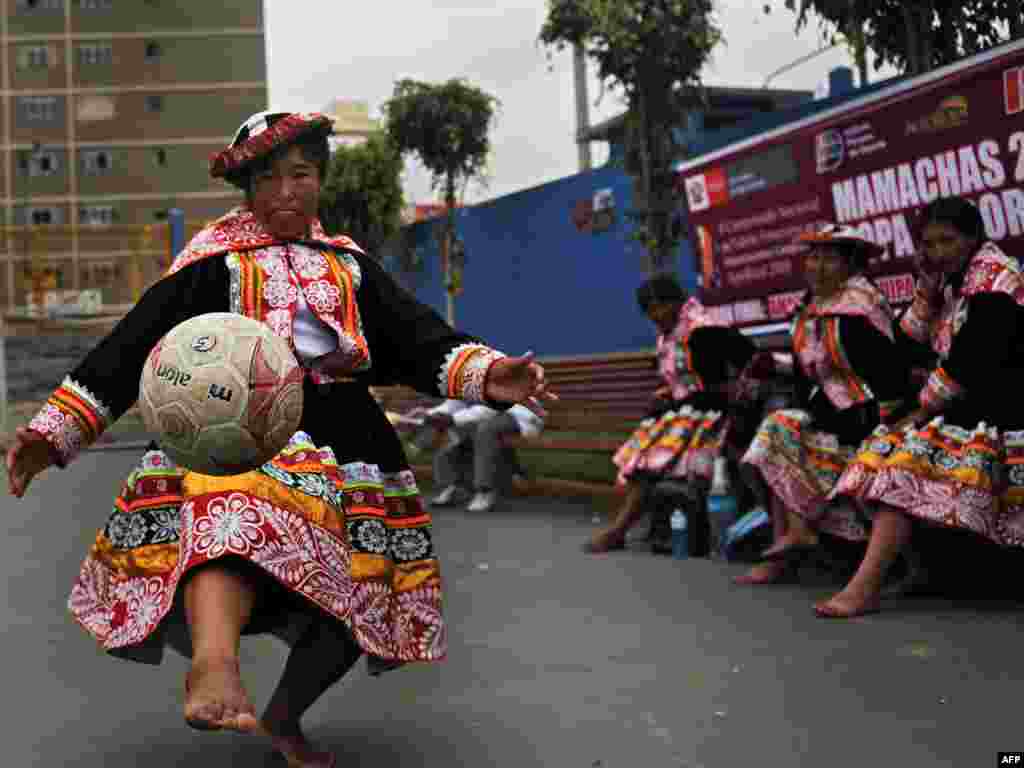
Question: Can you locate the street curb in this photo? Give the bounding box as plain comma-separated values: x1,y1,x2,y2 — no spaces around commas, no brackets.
85,440,153,453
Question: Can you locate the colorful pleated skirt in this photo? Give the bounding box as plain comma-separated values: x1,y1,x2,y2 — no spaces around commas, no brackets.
828,417,1024,547
741,409,868,541
613,406,728,486
67,430,445,672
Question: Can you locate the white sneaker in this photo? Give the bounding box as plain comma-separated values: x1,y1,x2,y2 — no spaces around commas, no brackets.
431,485,460,506
467,490,497,513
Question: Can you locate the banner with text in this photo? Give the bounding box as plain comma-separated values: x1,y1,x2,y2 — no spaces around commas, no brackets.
679,43,1024,327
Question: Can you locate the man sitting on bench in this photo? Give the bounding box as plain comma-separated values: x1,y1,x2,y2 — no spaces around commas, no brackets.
425,400,545,513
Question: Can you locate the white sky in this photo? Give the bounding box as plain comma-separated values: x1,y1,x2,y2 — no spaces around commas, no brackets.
263,0,898,205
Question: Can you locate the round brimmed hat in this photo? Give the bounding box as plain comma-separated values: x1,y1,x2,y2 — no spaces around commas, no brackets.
797,223,885,259
209,111,333,179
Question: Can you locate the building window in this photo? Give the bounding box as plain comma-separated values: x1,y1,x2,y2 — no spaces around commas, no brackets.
80,206,117,227
21,149,61,177
16,0,63,11
77,95,116,122
81,149,113,175
145,94,163,113
78,0,113,9
26,207,62,226
144,41,162,61
153,148,167,166
77,43,113,66
18,96,59,123
16,45,53,70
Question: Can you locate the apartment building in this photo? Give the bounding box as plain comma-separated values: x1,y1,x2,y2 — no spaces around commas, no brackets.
0,0,267,310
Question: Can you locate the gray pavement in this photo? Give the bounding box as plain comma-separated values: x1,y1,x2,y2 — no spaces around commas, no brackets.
4,448,1024,768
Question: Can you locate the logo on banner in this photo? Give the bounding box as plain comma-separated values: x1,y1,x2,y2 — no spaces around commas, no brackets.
684,168,728,212
815,129,845,174
684,174,711,212
1006,66,1024,115
905,95,969,135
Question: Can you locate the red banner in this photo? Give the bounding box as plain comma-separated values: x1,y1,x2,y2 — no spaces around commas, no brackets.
679,41,1024,327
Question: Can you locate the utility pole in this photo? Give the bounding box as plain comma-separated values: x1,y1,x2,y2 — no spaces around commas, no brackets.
573,44,593,172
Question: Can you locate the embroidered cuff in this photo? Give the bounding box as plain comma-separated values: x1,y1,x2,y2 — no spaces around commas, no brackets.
27,377,112,467
438,343,507,403
919,367,963,415
899,294,936,344
771,353,794,375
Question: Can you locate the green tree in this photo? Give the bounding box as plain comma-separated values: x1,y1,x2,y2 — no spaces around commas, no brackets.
383,78,498,324
774,0,1021,77
318,130,404,259
541,0,722,274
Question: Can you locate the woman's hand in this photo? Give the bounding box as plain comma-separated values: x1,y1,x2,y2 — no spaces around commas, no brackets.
424,412,455,430
745,351,777,380
6,427,55,498
652,385,672,400
890,409,928,433
912,252,944,304
483,352,558,417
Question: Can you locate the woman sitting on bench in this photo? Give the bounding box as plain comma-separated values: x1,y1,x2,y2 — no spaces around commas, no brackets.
584,274,759,554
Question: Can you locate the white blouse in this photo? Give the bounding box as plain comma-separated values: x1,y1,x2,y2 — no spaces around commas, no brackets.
291,287,338,365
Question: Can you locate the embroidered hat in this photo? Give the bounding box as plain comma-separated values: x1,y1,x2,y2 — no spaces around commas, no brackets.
209,111,333,179
798,223,885,259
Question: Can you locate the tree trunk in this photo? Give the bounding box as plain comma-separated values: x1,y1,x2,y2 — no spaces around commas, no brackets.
444,173,457,326
1009,9,1023,40
636,89,655,275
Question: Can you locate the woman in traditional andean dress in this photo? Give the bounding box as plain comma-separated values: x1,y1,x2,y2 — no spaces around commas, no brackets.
819,197,1024,618
5,111,554,767
736,225,908,587
584,274,759,553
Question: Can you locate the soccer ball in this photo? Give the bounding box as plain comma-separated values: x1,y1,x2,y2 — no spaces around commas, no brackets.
139,312,304,476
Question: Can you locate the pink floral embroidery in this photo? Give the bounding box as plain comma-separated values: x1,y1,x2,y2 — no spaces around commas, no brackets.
192,492,268,557
291,250,328,280
264,308,293,338
263,279,298,309
303,280,341,313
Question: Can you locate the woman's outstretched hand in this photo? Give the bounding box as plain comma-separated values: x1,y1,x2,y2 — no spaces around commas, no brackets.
6,427,54,498
484,351,558,417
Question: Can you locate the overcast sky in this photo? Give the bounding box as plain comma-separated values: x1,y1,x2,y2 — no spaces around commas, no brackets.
263,0,897,205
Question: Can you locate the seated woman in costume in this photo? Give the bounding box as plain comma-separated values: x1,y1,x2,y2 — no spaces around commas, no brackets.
818,197,1024,617
736,224,910,586
585,274,760,554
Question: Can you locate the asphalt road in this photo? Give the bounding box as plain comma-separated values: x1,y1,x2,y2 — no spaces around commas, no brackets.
4,447,1024,768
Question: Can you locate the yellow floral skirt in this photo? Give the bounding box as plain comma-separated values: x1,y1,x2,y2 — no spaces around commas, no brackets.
68,431,445,672
612,406,728,486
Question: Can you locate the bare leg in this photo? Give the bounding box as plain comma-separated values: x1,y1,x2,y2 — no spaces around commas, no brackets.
761,505,819,558
182,560,259,732
584,483,647,553
260,616,363,767
734,493,795,585
816,504,913,618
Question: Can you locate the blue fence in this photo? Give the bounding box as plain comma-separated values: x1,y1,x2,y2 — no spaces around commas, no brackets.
386,166,698,357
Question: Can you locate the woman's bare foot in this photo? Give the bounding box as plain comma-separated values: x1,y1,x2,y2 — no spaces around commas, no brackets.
184,657,259,732
760,530,818,560
582,528,626,554
732,561,794,585
260,719,336,768
814,589,881,618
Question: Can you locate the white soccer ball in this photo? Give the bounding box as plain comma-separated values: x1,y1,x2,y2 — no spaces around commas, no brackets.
139,312,304,476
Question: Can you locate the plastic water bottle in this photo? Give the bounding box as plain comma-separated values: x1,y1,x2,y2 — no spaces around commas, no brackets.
670,509,689,559
706,457,738,558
